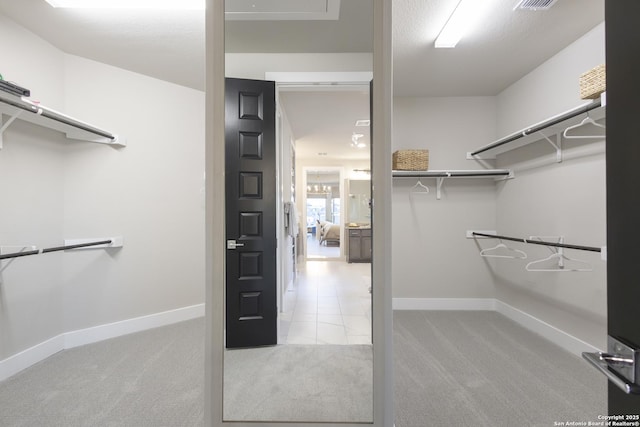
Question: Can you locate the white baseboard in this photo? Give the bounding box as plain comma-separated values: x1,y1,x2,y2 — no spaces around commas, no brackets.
393,298,599,357
494,300,599,356
0,303,204,382
0,334,66,383
393,297,495,311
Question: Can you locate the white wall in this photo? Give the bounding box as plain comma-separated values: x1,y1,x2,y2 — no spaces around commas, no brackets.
0,14,69,360
497,23,606,136
0,14,205,361
392,97,498,299
61,56,205,332
493,23,606,349
390,24,607,351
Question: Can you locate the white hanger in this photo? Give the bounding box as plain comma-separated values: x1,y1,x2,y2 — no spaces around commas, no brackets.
410,180,430,194
480,241,527,259
525,250,592,272
563,115,606,139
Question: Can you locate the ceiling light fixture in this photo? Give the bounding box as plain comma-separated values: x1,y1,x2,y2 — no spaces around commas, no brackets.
43,0,204,9
434,0,497,48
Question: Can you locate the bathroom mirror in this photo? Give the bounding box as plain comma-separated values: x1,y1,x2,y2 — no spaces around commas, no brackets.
347,179,372,225
220,0,375,424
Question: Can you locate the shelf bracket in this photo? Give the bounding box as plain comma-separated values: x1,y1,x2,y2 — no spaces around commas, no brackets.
436,173,450,200
0,110,23,150
538,130,562,163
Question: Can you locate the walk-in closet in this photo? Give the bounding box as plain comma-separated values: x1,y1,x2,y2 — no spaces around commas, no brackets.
2,0,639,426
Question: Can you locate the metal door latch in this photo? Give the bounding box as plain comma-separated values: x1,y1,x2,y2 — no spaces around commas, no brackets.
583,336,640,394
226,240,245,250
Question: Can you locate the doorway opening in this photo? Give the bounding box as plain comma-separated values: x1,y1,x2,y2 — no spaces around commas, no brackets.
304,167,344,260
270,73,372,348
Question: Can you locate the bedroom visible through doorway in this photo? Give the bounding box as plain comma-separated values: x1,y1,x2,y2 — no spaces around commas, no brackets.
305,168,343,260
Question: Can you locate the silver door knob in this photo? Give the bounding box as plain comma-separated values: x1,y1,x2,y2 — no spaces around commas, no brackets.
227,240,245,250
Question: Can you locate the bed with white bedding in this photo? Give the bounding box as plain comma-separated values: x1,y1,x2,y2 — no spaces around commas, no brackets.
318,221,340,245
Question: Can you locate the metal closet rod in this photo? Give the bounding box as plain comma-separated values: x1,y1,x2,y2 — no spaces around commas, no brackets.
470,98,602,156
0,94,116,141
0,240,113,261
472,232,601,253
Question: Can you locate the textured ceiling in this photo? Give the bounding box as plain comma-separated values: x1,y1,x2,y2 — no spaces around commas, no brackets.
393,0,604,96
0,0,605,160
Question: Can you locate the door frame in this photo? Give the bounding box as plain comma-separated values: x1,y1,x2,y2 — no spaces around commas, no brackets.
270,73,372,315
302,165,346,261
205,0,394,425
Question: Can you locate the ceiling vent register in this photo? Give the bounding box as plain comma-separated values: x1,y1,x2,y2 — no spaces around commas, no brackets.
514,0,559,11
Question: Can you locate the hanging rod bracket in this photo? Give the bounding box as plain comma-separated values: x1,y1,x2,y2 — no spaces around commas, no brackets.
64,132,127,147
64,236,124,249
495,170,515,181
466,230,497,239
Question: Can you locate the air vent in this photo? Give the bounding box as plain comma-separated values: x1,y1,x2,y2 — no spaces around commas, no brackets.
514,0,559,11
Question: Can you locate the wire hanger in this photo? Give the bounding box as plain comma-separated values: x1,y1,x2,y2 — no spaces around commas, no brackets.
563,114,606,139
525,247,592,272
480,240,527,259
410,180,430,194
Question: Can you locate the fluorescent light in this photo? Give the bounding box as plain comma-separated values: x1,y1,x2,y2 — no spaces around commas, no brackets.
44,0,204,9
434,0,496,48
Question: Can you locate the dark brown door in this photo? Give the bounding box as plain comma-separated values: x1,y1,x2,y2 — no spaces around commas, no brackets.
225,77,277,349
605,0,640,413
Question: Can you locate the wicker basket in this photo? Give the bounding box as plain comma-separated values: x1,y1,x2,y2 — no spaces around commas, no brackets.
579,64,606,100
392,149,429,171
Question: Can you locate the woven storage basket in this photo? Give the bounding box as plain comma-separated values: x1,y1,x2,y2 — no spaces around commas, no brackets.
580,64,606,100
392,149,429,170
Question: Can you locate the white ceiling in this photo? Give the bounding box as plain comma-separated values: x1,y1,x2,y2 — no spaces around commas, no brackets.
0,0,604,160
393,0,603,96
280,88,371,160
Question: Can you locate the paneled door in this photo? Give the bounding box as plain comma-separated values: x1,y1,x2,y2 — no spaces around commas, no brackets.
225,77,277,349
604,0,640,413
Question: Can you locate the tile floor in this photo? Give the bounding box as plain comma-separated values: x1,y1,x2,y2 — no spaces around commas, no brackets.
306,233,341,259
279,260,372,345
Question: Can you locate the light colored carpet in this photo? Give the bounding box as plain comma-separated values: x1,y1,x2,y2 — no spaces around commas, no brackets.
0,318,204,427
0,312,608,426
224,344,373,422
393,311,607,427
